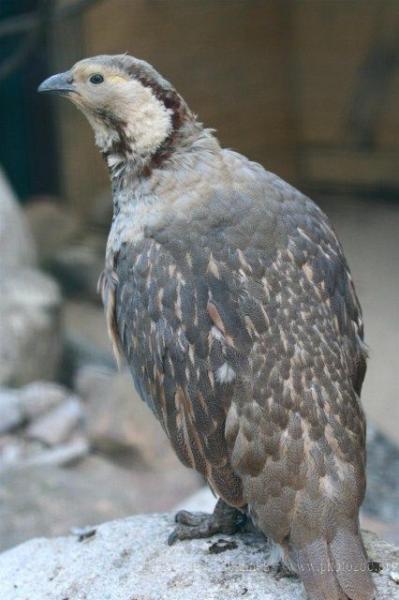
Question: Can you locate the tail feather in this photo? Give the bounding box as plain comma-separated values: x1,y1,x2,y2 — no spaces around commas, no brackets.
289,531,375,600
329,528,375,600
291,539,347,600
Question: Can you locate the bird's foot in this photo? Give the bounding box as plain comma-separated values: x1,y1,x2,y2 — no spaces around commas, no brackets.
168,498,247,545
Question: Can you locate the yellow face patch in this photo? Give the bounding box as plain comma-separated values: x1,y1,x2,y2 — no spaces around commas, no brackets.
107,74,128,84
71,62,129,85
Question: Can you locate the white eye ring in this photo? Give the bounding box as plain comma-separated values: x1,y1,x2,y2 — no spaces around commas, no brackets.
89,74,104,85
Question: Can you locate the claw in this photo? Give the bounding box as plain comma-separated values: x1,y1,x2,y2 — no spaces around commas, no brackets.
174,510,208,526
167,530,179,546
167,501,248,546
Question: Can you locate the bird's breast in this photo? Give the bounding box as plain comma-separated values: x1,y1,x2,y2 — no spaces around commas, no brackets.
106,190,162,264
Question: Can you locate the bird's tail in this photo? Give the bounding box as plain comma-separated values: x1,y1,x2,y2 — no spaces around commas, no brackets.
289,527,375,600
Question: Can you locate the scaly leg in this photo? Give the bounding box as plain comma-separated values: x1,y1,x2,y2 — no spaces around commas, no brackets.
168,497,248,545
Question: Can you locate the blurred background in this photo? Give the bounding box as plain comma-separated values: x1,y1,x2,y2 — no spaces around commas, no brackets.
0,0,398,552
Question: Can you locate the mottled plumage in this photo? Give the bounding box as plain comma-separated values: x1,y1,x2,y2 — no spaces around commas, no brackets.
39,55,375,600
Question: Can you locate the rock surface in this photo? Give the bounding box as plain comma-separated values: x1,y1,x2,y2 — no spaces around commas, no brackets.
0,514,398,600
0,267,62,385
0,166,36,268
51,234,106,301
0,381,88,474
17,381,70,420
0,460,200,553
364,424,399,525
0,389,23,433
26,396,84,446
24,198,81,266
0,175,63,385
0,381,74,433
75,366,194,471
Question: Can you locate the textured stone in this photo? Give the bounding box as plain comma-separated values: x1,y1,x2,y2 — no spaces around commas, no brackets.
0,514,398,600
0,456,199,553
26,396,84,446
51,234,105,301
0,381,74,445
0,167,36,268
17,381,69,421
0,267,62,386
364,424,399,525
75,366,193,471
24,198,81,266
61,300,115,385
0,389,23,433
0,434,88,473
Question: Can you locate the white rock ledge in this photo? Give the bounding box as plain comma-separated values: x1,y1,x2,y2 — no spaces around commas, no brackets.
0,513,398,600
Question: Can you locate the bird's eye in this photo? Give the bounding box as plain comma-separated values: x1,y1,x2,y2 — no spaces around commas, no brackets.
89,74,104,85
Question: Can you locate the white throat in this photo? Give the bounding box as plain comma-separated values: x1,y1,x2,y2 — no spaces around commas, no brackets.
87,79,173,159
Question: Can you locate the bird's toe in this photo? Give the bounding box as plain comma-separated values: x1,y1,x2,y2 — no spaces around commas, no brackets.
174,510,209,526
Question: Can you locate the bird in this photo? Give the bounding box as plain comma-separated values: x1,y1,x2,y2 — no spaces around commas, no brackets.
39,55,375,600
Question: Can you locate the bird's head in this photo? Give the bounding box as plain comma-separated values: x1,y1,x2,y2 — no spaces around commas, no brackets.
38,54,193,175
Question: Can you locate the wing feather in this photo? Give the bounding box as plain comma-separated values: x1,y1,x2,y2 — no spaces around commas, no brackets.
110,180,366,520
114,236,244,507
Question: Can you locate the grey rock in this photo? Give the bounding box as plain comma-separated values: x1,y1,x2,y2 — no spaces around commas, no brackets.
0,514,398,600
60,299,116,385
364,424,399,524
0,166,36,268
51,234,105,301
74,366,141,462
75,366,198,472
61,332,116,387
63,300,113,355
0,389,23,433
0,435,27,466
26,396,84,446
0,433,89,472
0,458,135,552
20,435,89,468
0,382,69,433
0,267,62,386
0,455,199,552
24,198,81,266
0,434,44,469
18,381,69,421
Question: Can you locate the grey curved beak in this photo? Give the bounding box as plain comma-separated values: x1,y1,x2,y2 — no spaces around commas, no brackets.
38,71,75,95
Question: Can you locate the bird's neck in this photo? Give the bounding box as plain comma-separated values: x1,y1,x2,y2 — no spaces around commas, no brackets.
106,120,219,215
105,124,223,274
99,107,203,181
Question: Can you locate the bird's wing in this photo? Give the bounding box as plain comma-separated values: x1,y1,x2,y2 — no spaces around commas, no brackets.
112,205,251,506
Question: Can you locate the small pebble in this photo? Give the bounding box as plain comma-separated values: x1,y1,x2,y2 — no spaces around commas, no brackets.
26,397,84,445
208,539,238,554
71,526,97,542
